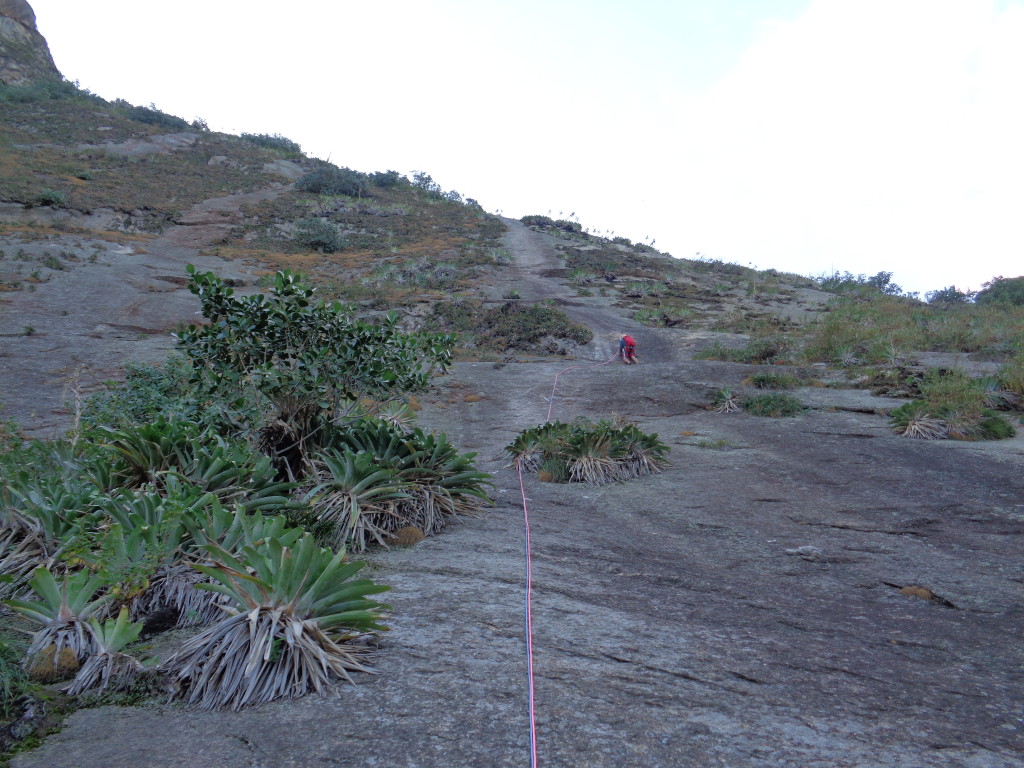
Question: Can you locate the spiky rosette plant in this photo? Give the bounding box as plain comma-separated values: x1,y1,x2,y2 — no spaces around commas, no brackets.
395,431,492,534
565,430,621,484
615,425,671,478
5,568,111,681
304,449,409,552
165,535,390,711
63,606,146,696
889,401,948,439
710,388,742,414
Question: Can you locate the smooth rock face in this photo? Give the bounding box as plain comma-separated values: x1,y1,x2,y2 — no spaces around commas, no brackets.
0,0,60,85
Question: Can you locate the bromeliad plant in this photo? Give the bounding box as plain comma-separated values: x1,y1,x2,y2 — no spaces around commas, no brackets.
5,568,111,681
305,420,492,551
505,419,670,485
62,606,146,696
165,534,390,711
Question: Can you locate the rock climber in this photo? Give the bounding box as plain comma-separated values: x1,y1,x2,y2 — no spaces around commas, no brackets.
620,333,638,365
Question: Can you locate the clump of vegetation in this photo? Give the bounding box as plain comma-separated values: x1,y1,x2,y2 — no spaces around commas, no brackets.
176,268,454,479
888,368,1017,440
303,421,492,552
741,393,806,417
114,101,191,130
166,532,389,710
239,132,302,156
709,388,742,413
296,166,368,197
746,372,800,389
694,336,794,365
975,276,1024,307
32,189,66,208
424,299,592,354
293,217,344,253
505,418,670,485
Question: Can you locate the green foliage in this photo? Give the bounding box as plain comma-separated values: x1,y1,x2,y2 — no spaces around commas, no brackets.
293,217,344,253
694,337,793,364
167,533,390,710
888,369,1018,440
801,294,1024,362
425,299,592,352
817,270,909,297
975,276,1024,307
296,166,368,197
239,132,302,155
5,568,111,672
0,77,102,104
306,420,492,551
0,631,29,716
79,355,212,432
709,388,741,413
114,101,191,130
521,214,555,227
177,267,453,477
369,170,404,188
32,189,66,208
741,393,806,417
746,372,799,389
505,419,670,484
925,286,975,304
998,353,1024,398
63,606,146,697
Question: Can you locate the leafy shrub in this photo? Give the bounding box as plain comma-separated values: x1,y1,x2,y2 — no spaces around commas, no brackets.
296,167,368,197
425,299,592,352
33,189,67,208
817,270,908,297
294,217,344,253
116,102,191,130
998,353,1024,398
79,355,218,432
747,372,799,389
177,268,453,478
239,132,301,155
521,215,555,227
975,276,1024,307
370,170,404,188
0,77,102,104
926,286,975,304
741,393,806,417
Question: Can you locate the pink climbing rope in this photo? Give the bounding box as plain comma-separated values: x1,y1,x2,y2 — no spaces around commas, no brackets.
519,345,622,767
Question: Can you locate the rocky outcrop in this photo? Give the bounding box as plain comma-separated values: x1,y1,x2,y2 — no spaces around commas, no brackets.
0,0,60,85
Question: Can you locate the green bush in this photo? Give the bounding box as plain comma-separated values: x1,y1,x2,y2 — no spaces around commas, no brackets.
239,132,302,155
33,189,67,208
294,217,344,253
975,276,1024,307
296,167,368,197
425,299,592,352
747,372,800,389
115,101,190,130
370,170,403,188
742,393,806,417
521,215,555,227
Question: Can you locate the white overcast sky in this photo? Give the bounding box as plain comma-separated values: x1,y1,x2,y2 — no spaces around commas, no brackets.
30,0,1024,295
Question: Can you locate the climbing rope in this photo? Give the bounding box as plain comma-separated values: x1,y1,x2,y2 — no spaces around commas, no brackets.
521,345,623,766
